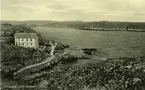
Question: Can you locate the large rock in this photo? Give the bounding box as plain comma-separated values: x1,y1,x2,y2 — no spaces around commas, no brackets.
63,48,85,58
82,48,97,55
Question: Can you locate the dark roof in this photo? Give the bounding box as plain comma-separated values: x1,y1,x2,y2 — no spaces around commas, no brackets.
14,33,38,38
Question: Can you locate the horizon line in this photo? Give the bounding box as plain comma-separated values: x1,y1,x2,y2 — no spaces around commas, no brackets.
1,20,145,23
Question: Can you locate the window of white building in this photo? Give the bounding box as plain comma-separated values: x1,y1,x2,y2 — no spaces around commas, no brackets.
17,39,19,41
16,43,19,46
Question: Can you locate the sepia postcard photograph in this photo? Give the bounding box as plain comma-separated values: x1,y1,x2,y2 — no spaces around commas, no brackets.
0,0,145,90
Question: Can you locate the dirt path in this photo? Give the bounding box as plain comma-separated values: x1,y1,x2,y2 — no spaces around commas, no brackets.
14,55,55,75
14,41,57,76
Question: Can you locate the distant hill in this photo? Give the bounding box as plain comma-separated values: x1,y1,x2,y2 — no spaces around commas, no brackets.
1,20,145,31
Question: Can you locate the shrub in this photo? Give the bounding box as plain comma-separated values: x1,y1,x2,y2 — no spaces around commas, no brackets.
27,56,145,90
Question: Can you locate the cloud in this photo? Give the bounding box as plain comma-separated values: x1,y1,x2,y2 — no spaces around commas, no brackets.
1,0,145,21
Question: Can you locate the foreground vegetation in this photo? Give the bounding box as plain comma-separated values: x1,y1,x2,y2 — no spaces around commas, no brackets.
2,54,145,90
24,56,145,90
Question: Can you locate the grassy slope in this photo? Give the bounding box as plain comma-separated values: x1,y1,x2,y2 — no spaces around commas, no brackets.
1,23,67,86
23,56,145,90
1,24,48,86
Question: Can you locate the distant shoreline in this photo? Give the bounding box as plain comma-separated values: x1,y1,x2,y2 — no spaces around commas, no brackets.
2,20,145,32
77,28,145,32
33,26,145,32
34,26,145,32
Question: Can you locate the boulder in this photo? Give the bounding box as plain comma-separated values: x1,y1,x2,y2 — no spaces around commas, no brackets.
82,48,97,55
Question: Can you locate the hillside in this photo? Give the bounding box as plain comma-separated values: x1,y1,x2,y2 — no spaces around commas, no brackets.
1,24,67,87
1,23,145,90
1,23,55,44
30,56,145,90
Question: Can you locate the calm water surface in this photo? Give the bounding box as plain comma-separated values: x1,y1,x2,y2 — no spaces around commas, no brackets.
34,27,145,58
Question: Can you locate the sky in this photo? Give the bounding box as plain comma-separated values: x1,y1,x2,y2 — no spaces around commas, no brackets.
1,0,145,22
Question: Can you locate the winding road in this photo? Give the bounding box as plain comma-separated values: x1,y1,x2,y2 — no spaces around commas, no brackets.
14,41,57,76
14,55,55,75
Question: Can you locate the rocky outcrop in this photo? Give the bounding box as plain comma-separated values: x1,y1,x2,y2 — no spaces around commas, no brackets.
82,48,97,55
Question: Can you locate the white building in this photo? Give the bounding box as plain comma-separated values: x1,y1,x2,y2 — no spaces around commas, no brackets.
14,33,39,49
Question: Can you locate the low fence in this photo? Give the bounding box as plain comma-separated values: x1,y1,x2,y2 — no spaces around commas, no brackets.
1,86,48,90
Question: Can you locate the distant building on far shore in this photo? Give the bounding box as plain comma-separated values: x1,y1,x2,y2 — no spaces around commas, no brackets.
14,33,39,49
